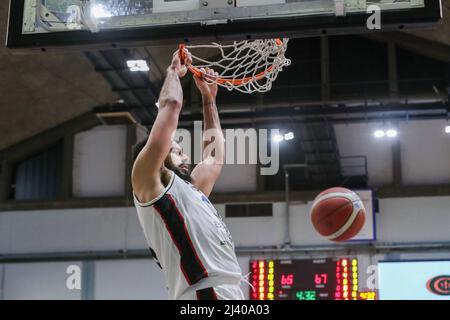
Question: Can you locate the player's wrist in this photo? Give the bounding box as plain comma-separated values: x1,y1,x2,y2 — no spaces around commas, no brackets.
201,94,216,104
166,66,180,76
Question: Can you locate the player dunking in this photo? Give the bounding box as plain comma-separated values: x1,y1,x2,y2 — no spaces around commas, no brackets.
131,49,247,300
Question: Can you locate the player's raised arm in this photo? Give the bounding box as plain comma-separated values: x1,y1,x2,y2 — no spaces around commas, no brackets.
132,50,192,202
191,68,225,197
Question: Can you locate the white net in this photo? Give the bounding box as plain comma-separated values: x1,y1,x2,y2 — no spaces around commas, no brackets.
181,39,291,94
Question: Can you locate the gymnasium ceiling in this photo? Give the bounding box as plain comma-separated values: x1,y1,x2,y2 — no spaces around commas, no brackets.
0,1,118,150
0,0,449,150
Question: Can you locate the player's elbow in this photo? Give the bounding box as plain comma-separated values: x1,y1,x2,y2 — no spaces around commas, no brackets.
203,156,224,172
159,97,182,111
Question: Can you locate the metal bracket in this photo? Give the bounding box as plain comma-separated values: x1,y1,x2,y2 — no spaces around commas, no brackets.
334,0,346,16
79,0,100,33
335,0,368,16
32,0,84,33
199,0,234,9
343,0,367,13
23,0,37,33
36,2,67,32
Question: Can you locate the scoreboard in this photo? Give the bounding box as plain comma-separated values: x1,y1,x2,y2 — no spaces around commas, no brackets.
249,258,361,300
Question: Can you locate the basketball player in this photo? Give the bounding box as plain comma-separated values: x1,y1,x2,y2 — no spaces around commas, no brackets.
131,49,247,300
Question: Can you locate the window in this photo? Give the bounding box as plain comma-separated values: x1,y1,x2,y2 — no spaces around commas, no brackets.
11,142,63,201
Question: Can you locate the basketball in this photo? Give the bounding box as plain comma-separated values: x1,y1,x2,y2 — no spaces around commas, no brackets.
311,187,366,242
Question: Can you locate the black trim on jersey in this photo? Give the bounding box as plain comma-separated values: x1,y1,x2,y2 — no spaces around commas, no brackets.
196,288,218,300
149,247,162,270
154,194,208,286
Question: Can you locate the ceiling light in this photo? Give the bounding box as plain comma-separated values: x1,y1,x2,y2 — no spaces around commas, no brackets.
374,130,385,138
273,134,284,143
386,129,398,138
91,5,112,19
284,132,295,141
445,125,450,134
127,60,150,72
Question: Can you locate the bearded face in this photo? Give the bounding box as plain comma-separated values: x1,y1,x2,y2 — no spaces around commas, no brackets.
165,141,192,183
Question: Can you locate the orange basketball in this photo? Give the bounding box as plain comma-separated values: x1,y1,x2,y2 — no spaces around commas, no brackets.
310,187,366,242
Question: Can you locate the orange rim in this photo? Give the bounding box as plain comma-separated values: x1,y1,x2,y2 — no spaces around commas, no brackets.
179,39,284,86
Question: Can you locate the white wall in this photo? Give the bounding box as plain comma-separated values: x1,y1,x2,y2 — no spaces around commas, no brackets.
3,262,82,300
377,196,450,242
213,165,257,193
0,207,147,254
73,125,127,197
399,120,450,185
334,119,450,187
216,203,286,247
94,260,167,300
334,122,394,186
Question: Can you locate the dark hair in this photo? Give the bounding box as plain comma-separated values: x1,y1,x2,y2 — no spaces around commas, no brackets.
132,139,148,163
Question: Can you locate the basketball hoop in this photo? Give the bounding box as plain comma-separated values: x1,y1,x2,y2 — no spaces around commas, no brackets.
179,39,291,94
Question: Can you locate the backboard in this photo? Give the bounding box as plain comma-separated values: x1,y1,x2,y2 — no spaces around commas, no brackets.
7,0,442,53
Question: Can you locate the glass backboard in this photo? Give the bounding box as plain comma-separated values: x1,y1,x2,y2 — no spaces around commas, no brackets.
7,0,442,52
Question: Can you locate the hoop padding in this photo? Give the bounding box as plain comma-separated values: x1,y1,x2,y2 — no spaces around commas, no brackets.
180,39,291,94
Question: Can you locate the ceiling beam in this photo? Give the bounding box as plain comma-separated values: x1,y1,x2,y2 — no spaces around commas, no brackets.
365,32,450,63
178,102,450,127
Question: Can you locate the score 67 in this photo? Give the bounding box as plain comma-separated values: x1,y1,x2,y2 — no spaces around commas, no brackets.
315,273,328,285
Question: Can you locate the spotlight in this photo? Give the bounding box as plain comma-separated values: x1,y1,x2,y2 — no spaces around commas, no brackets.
273,134,284,143
127,60,150,72
91,4,112,18
386,129,398,138
445,126,450,134
284,132,295,141
374,130,385,138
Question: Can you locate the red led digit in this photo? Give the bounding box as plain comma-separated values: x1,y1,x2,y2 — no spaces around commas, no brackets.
281,274,294,285
315,273,328,285
315,274,321,284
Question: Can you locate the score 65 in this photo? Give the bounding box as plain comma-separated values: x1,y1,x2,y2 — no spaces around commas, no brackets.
281,274,294,286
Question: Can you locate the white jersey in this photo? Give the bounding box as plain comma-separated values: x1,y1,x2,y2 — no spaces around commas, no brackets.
134,171,243,300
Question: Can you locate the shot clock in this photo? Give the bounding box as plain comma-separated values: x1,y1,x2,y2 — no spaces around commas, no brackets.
250,258,360,300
